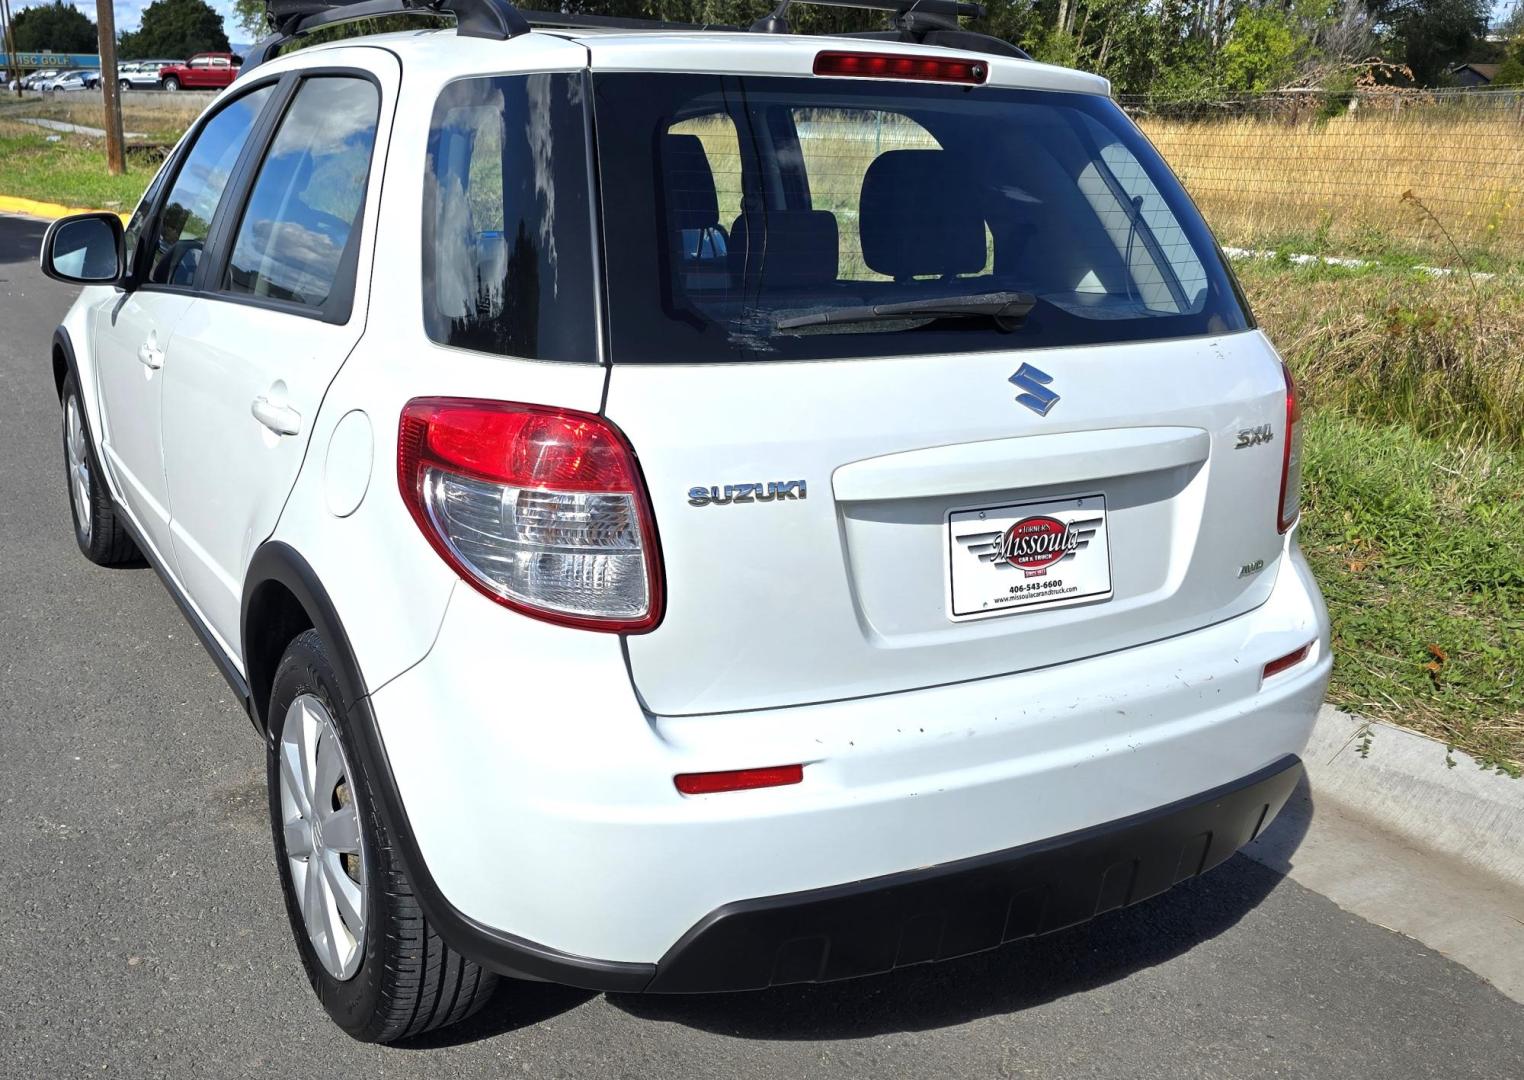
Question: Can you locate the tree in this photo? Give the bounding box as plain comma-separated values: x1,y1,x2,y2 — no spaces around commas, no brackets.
1368,0,1491,84
9,0,97,53
233,0,267,40
117,0,230,60
1221,8,1304,91
1495,35,1524,86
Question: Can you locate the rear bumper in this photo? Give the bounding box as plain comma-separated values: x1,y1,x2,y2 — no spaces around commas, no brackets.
648,754,1302,992
366,542,1329,981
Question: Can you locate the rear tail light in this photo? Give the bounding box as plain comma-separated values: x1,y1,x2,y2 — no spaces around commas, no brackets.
813,50,988,84
398,398,663,632
1278,362,1303,533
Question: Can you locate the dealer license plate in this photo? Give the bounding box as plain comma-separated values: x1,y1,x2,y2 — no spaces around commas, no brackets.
946,494,1112,621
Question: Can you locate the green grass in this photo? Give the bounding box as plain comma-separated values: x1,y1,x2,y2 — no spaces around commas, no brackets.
0,127,155,212
1299,414,1523,774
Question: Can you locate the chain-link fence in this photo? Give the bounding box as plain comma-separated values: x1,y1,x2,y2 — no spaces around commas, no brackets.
1122,87,1524,270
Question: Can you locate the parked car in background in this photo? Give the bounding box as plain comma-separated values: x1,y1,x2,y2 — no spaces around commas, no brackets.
118,62,164,89
157,53,239,91
44,71,99,92
21,69,59,90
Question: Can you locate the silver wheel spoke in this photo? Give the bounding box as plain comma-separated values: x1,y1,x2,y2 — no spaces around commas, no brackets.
302,855,328,960
314,730,344,811
323,854,364,936
323,804,360,854
283,819,312,858
292,700,319,805
278,744,310,818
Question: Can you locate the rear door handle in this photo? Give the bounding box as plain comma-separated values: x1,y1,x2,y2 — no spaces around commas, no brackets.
251,395,302,436
137,339,164,369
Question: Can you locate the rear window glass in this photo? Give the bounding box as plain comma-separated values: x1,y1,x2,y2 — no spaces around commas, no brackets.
422,73,598,362
593,74,1249,364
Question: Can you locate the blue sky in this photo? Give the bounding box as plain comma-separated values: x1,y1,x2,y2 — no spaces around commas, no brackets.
11,1,250,40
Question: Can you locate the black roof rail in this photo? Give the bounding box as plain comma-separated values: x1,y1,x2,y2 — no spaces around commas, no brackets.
242,0,1028,73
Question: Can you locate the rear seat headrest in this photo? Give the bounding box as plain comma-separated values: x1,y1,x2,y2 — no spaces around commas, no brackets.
728,210,839,290
661,133,721,232
860,150,987,279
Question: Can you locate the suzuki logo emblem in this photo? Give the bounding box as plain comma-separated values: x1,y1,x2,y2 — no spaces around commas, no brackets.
1009,363,1059,416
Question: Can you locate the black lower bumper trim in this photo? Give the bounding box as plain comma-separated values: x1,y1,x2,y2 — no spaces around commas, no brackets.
645,755,1303,993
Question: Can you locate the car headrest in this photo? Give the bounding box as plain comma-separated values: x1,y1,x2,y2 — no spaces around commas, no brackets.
661,133,720,232
728,210,840,290
859,150,987,279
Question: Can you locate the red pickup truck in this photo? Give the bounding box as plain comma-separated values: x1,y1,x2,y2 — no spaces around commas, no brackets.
158,53,240,92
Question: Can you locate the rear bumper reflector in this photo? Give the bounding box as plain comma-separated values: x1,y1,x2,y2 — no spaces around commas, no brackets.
675,764,804,796
1262,642,1313,682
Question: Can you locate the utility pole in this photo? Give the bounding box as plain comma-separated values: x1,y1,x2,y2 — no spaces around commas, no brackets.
95,0,125,175
0,0,17,98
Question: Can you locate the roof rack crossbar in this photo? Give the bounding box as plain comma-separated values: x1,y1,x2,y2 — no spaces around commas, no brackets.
244,0,528,71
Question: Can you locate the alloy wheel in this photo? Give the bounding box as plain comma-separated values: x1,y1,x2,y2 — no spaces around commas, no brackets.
278,693,368,980
64,394,91,542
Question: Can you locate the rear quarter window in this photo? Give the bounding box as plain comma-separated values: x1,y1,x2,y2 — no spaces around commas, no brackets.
421,73,598,363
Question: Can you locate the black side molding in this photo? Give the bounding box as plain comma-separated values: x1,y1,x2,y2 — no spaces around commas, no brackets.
242,542,657,991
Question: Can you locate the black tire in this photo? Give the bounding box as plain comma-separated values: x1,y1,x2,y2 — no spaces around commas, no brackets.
161,76,179,91
119,79,130,93
267,630,498,1043
60,372,140,566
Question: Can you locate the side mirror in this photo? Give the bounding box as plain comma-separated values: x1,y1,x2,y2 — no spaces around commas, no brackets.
40,212,126,285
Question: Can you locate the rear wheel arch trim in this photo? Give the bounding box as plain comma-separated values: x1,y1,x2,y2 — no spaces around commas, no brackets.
239,540,656,990
52,327,76,403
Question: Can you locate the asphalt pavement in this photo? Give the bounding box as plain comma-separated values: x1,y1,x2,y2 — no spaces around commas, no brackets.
1,213,1520,1078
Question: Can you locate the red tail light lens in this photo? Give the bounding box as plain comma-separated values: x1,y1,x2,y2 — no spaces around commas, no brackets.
814,51,988,84
675,765,804,796
398,398,663,632
1278,362,1303,534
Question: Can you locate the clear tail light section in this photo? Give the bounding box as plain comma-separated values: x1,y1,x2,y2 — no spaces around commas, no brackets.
1278,363,1303,533
398,398,663,632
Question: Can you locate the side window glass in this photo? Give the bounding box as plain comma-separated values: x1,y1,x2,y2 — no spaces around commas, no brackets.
148,85,273,287
223,77,380,309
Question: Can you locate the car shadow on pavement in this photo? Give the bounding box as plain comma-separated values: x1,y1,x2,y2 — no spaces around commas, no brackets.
402,778,1313,1048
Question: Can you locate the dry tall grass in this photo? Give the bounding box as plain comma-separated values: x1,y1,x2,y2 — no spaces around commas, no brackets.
1138,104,1524,267
1238,260,1524,447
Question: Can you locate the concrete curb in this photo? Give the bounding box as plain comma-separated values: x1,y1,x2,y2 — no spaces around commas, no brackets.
0,195,129,223
1302,704,1524,890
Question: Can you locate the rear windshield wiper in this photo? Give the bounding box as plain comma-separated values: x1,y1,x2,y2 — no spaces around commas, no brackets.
774,291,1037,332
